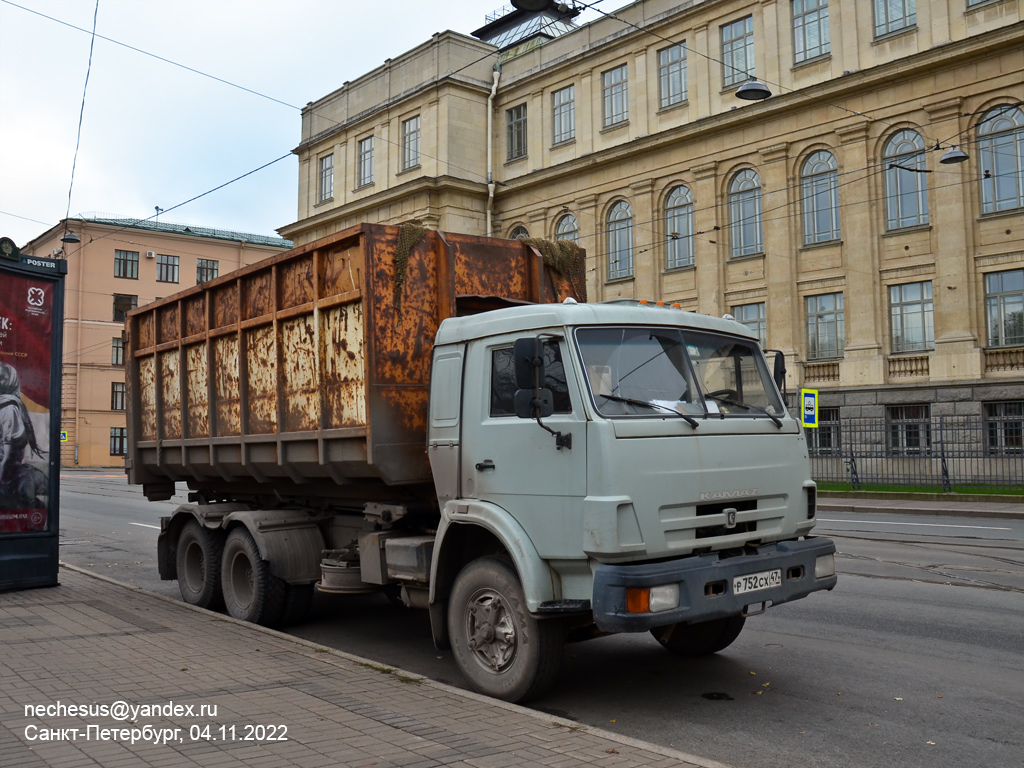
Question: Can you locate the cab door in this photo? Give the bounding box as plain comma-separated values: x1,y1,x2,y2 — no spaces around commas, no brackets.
459,334,587,559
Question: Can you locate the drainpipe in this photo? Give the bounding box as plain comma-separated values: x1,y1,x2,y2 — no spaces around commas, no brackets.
486,65,501,237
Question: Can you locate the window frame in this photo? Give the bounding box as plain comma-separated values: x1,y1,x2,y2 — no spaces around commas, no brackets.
357,136,374,187
506,103,528,161
801,150,841,244
112,294,138,322
555,213,579,243
889,281,934,353
658,43,687,109
601,65,629,128
552,85,575,145
874,0,916,38
985,401,1023,455
985,269,1024,348
489,343,572,418
665,185,695,269
110,427,128,456
732,302,767,349
112,336,125,367
883,129,929,231
196,258,219,284
728,168,764,258
721,16,755,88
606,200,634,280
401,115,421,171
155,253,179,284
318,153,334,202
806,292,845,360
793,0,830,64
977,105,1024,215
114,249,139,280
110,381,126,411
886,404,931,456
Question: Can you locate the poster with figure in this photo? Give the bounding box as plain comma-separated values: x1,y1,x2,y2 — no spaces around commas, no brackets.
0,273,53,532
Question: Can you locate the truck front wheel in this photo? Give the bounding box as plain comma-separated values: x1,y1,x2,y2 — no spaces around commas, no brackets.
651,615,746,656
221,527,286,626
448,557,564,703
176,520,224,610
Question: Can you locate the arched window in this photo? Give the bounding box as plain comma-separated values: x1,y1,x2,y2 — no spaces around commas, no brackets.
509,225,529,240
606,200,633,280
801,150,840,244
555,213,579,242
728,169,763,257
978,105,1024,214
883,130,928,230
664,186,694,269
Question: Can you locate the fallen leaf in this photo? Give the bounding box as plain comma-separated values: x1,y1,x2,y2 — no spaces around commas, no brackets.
762,682,770,688
606,749,619,754
751,690,762,695
609,719,616,723
927,742,936,746
180,667,187,671
750,671,757,675
895,698,903,701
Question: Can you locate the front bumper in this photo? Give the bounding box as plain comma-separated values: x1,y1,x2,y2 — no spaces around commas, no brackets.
592,537,837,632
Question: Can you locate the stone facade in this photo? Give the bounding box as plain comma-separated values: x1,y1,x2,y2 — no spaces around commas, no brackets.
281,0,1024,420
23,218,290,467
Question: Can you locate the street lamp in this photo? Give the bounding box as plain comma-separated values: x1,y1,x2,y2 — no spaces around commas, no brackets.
60,231,81,244
940,147,969,164
736,78,772,101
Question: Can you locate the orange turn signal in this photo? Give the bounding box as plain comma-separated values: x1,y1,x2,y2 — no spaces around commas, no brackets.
626,587,650,613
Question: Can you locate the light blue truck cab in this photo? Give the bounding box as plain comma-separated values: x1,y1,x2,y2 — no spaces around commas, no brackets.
427,300,837,702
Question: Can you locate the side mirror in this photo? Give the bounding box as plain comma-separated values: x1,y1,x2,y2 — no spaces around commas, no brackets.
514,388,554,419
513,337,546,389
772,350,787,393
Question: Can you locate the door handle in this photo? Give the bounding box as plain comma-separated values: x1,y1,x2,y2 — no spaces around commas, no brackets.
475,460,495,471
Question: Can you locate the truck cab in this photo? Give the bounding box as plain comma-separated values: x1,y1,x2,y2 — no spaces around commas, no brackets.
427,300,836,701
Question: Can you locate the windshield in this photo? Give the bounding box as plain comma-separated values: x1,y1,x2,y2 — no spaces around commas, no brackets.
574,326,785,420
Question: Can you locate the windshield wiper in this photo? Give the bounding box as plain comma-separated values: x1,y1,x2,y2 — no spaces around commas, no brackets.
703,393,783,428
598,393,699,428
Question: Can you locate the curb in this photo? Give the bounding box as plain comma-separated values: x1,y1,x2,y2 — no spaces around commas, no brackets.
58,561,735,768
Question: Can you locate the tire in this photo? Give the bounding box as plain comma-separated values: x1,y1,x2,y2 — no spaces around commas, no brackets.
651,615,746,657
220,527,286,626
447,557,564,703
279,584,314,627
176,520,224,610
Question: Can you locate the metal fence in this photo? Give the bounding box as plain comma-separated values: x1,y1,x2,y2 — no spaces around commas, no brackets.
805,416,1024,493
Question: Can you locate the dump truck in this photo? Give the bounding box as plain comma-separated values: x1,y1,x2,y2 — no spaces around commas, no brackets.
126,222,837,702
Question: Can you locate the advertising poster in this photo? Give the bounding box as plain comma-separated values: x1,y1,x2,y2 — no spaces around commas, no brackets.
0,271,53,532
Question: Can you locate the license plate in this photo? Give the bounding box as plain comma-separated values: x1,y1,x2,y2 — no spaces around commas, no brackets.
733,569,782,595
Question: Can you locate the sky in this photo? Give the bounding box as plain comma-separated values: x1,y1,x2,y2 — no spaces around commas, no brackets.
0,0,632,248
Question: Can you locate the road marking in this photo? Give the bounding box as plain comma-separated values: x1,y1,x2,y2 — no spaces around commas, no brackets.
129,522,161,530
818,518,1011,531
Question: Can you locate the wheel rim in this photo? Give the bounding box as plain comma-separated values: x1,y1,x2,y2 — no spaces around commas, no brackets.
228,550,255,610
464,588,517,672
182,540,205,593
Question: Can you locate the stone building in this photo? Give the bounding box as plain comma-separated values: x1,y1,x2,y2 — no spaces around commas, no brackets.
23,217,291,467
281,0,1023,442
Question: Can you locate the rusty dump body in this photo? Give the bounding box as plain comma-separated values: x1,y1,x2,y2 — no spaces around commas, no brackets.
125,223,583,505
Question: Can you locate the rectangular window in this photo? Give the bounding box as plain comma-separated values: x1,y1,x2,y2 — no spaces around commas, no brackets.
793,0,830,63
196,259,219,284
156,253,179,283
552,86,575,144
658,43,687,108
733,303,767,348
318,153,333,202
886,404,930,455
401,116,420,170
110,381,126,411
806,292,844,360
506,104,528,161
112,336,125,366
602,65,629,127
722,16,755,87
889,281,934,353
985,269,1024,347
357,136,374,187
110,427,127,456
874,0,915,37
490,343,571,417
985,401,1023,455
808,406,841,455
114,249,139,279
112,294,138,322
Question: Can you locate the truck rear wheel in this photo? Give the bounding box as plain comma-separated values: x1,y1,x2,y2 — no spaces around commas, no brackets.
651,615,746,657
176,520,224,610
221,527,286,626
448,557,564,703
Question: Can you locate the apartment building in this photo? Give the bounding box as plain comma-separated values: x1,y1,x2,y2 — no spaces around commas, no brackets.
23,216,291,467
281,0,1024,434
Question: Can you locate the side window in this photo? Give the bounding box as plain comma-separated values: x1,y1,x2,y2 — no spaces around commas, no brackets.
489,342,572,417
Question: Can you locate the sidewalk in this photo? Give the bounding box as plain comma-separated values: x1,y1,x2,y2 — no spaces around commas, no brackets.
818,495,1024,521
1,566,731,768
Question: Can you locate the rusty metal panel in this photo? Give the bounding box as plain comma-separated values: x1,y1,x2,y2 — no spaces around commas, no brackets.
281,315,319,432
451,237,530,301
157,304,180,345
138,355,157,441
213,335,241,436
243,271,273,320
138,312,155,350
279,254,316,309
322,303,366,428
245,325,278,434
322,244,363,296
212,283,239,329
185,343,209,438
184,295,207,338
159,350,182,440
